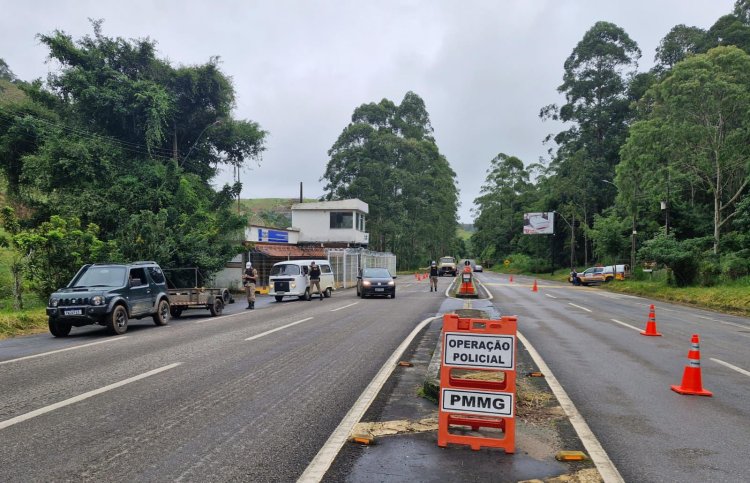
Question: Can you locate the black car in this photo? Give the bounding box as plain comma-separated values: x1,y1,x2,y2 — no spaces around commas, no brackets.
356,267,396,298
46,261,171,337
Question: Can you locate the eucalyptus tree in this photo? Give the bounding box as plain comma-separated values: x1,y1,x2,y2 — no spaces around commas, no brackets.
540,21,641,261
620,46,750,254
322,92,458,268
472,153,532,261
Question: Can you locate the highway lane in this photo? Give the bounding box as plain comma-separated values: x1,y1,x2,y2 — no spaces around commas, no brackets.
478,272,750,483
0,280,440,482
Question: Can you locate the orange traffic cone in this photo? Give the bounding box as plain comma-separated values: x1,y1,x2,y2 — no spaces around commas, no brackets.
640,304,662,336
671,334,712,397
532,279,538,292
509,275,513,283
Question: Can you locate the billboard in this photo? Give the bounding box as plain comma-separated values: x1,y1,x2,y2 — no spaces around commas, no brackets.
523,212,554,235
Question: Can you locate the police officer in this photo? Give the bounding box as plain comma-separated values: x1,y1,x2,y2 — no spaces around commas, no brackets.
429,261,439,292
309,261,323,301
242,261,258,309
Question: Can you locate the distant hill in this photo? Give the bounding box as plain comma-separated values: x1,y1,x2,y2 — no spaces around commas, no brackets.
238,198,317,228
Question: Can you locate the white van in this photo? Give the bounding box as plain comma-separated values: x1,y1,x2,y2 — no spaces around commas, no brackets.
268,259,335,302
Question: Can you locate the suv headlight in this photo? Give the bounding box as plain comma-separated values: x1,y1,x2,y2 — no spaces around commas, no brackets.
290,282,297,289
362,281,371,287
388,280,395,286
91,296,105,306
49,298,59,307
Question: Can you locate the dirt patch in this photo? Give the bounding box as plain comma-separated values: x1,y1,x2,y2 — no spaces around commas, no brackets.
352,416,439,437
519,468,602,483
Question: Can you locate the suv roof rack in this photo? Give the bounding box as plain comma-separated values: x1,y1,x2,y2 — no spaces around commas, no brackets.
132,261,157,265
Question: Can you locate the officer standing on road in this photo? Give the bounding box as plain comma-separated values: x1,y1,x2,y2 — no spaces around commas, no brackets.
309,261,323,301
242,261,258,309
429,261,439,292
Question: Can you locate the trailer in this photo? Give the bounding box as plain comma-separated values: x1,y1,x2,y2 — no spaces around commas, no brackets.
167,287,231,317
163,268,233,318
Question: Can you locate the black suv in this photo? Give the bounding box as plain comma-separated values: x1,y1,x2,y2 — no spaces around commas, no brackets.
46,261,171,337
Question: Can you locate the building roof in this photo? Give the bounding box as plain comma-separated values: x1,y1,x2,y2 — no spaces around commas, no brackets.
253,244,327,258
291,198,368,214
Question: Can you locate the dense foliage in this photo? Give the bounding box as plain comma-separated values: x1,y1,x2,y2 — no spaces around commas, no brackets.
472,2,750,286
322,92,460,269
0,22,265,303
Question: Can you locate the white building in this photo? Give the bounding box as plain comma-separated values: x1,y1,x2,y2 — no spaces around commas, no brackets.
291,199,369,245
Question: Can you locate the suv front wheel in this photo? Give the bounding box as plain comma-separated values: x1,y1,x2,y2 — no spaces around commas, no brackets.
108,305,129,335
48,317,72,337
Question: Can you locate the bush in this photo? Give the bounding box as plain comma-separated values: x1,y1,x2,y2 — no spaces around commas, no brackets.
504,253,551,274
698,255,721,287
638,234,699,287
722,253,750,281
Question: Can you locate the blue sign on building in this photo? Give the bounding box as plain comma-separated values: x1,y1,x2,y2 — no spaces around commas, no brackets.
258,229,289,243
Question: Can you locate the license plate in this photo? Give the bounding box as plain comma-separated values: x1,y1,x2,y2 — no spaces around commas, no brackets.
277,291,286,295
64,309,83,316
375,288,385,292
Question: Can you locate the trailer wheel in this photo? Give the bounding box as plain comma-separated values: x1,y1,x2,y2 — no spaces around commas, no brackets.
222,289,231,304
209,298,224,316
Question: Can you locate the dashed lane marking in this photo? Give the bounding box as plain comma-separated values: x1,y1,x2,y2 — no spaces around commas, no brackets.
298,316,438,483
0,363,182,430
0,338,128,366
545,294,558,299
610,319,642,332
568,303,592,313
244,317,314,342
710,358,750,378
330,302,359,312
517,332,624,483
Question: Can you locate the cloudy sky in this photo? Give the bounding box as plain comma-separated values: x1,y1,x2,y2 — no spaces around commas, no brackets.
0,0,733,222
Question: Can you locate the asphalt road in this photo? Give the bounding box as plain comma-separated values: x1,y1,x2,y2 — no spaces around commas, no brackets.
0,280,443,482
477,271,750,483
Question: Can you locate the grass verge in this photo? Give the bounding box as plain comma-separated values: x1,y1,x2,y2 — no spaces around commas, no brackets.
0,308,48,340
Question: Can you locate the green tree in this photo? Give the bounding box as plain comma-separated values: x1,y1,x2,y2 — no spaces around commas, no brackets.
654,25,707,71
323,92,458,268
621,46,750,254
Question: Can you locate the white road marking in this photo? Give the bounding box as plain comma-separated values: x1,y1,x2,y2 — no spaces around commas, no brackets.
517,332,624,483
568,303,592,313
697,315,713,320
298,316,438,482
474,278,494,300
244,317,314,341
0,363,181,431
545,294,558,299
610,319,642,332
330,302,359,312
710,358,750,378
193,313,233,324
0,338,128,366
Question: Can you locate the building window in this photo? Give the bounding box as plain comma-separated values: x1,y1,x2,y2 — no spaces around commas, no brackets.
356,213,366,231
330,211,354,229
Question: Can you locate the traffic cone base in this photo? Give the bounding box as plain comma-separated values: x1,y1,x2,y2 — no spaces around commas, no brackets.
670,383,713,397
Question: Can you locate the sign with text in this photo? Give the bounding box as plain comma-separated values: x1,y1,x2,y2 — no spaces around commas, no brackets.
441,388,514,417
443,332,515,370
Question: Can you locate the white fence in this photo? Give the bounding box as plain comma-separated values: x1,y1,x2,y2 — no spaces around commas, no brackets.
326,248,397,289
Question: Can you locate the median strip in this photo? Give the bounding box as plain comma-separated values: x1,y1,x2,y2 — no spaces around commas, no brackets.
244,317,314,341
0,362,182,431
0,338,128,366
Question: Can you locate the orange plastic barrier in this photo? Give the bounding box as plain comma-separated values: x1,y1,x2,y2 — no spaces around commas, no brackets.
671,334,712,396
641,304,662,336
438,313,517,454
457,266,476,296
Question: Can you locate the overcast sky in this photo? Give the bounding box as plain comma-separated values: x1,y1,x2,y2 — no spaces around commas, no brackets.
0,0,734,222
